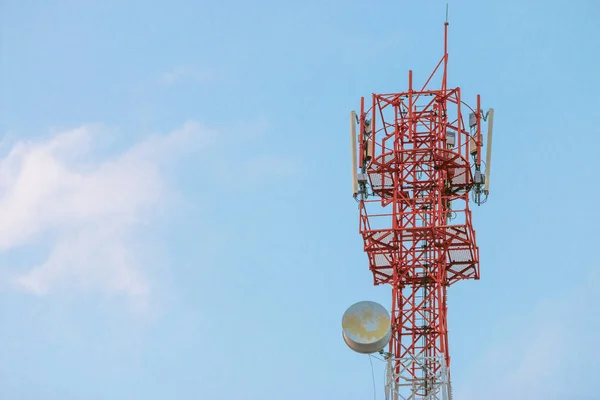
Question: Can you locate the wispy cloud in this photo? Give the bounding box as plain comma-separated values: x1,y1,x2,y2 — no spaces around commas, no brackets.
243,155,299,179
196,116,300,187
456,269,600,399
0,121,211,308
161,66,215,86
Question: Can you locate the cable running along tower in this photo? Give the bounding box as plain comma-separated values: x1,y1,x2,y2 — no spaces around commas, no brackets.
345,20,494,400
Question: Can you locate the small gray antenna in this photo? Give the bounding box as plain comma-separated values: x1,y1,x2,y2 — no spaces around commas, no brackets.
445,3,449,23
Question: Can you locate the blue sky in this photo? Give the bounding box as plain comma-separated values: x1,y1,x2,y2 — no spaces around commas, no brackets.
0,0,599,399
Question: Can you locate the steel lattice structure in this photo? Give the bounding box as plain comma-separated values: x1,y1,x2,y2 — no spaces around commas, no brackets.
353,23,491,399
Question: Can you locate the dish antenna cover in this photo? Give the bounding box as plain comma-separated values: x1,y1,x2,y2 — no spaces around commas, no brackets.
341,301,392,354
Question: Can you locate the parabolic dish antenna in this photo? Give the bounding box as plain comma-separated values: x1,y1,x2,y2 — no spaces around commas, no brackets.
341,301,392,354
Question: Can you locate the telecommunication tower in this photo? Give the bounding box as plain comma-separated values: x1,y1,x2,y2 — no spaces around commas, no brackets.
342,18,494,400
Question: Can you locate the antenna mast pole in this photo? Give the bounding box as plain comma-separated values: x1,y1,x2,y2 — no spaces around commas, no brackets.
443,5,448,93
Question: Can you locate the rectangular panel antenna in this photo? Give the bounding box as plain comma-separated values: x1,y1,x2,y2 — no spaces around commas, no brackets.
350,111,358,197
484,108,494,194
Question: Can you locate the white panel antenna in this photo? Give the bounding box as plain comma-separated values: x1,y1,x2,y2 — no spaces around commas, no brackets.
350,111,358,197
484,108,494,194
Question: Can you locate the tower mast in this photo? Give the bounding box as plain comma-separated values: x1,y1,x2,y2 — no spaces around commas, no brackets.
350,20,493,399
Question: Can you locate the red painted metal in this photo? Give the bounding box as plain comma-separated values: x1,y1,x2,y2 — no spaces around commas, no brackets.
357,23,482,396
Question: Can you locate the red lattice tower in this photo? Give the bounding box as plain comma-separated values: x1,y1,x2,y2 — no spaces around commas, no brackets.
352,22,492,399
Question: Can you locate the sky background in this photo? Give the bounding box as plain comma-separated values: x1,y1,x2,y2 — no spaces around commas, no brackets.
1,0,599,399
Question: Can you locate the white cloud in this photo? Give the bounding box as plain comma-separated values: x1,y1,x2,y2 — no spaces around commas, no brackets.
161,66,215,86
455,269,600,399
0,121,210,305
